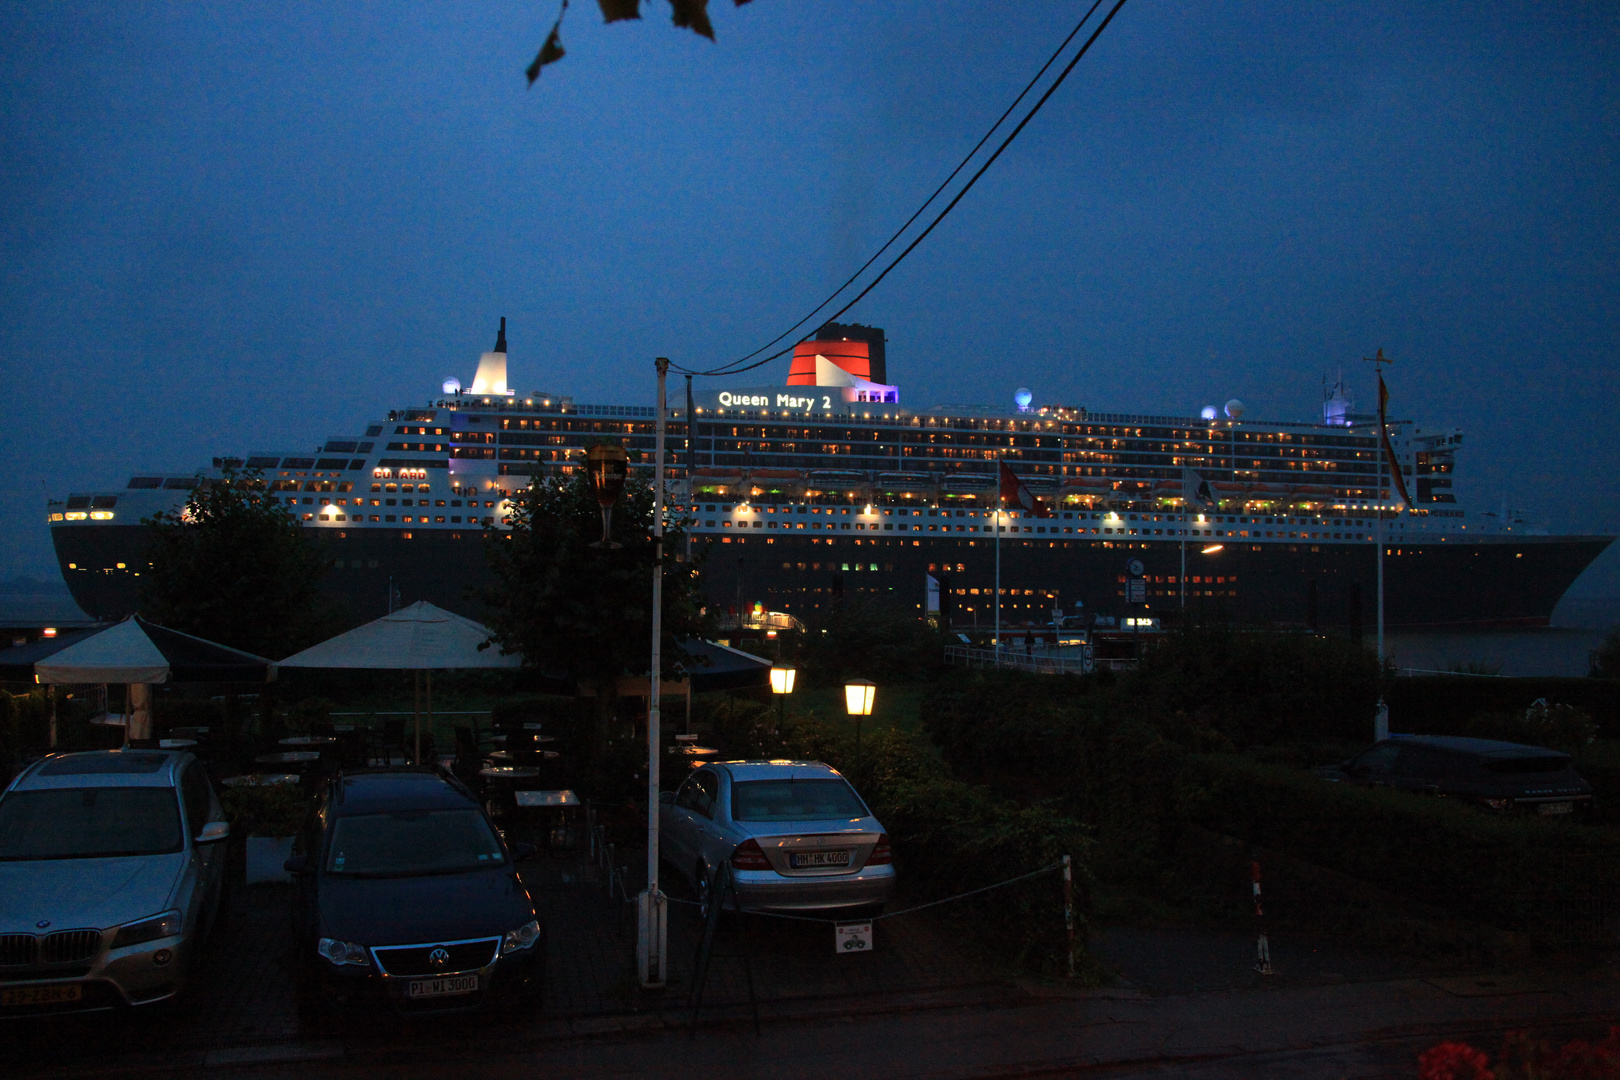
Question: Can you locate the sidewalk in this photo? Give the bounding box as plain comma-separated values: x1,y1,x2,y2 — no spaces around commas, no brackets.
174,961,1620,1080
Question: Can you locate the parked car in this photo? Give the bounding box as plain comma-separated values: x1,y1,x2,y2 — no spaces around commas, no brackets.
285,767,544,1014
1315,736,1594,814
0,749,230,1017
659,760,896,914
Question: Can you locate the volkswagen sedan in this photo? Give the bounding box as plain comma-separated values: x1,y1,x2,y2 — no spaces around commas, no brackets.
659,760,896,913
286,767,544,1014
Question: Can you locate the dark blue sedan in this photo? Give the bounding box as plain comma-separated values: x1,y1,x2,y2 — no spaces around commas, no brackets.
285,768,544,1014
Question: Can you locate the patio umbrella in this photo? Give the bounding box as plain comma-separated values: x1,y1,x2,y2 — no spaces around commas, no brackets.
278,601,520,764
13,615,277,741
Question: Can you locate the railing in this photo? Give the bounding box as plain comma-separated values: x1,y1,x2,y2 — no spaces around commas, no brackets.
943,644,1095,675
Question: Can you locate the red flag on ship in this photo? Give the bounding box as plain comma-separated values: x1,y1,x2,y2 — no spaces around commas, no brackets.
1376,371,1414,511
998,460,1052,517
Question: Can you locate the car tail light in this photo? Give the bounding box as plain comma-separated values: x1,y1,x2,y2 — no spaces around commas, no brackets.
730,839,770,870
866,834,893,865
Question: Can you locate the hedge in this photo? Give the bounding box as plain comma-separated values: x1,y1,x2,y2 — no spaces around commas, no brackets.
1183,753,1620,932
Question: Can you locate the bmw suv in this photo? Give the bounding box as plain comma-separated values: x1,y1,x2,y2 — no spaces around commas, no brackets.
286,767,545,1013
0,750,229,1016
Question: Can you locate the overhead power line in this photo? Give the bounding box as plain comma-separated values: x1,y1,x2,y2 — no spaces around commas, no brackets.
675,0,1130,379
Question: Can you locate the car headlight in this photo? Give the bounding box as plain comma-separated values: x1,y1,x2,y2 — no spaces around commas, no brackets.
317,937,371,966
112,910,182,948
501,919,541,955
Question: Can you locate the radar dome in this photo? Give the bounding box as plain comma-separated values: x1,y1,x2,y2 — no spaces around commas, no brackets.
1014,388,1033,411
442,376,462,395
1200,405,1218,421
1224,399,1245,420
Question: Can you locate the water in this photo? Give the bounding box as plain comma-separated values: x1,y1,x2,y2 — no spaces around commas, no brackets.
1385,597,1618,678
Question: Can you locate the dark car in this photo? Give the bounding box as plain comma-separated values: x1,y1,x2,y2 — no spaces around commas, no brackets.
285,768,544,1014
1316,736,1594,814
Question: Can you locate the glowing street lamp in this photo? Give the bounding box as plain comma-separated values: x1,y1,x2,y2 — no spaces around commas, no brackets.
844,678,875,755
770,665,796,727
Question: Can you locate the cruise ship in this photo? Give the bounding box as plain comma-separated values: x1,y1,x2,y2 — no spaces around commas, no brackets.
47,322,1611,631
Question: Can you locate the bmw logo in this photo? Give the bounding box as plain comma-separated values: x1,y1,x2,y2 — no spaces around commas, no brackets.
36,920,50,929
427,947,450,968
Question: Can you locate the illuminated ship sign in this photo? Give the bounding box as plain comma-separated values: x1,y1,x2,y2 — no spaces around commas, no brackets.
703,336,900,412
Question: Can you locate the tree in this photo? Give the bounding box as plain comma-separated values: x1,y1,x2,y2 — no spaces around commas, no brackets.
141,468,334,659
479,470,709,763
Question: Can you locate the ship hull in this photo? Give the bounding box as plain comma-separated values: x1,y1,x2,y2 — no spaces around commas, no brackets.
51,523,1611,632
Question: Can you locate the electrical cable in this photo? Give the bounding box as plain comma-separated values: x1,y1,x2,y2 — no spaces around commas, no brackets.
690,0,1107,379
674,0,1130,378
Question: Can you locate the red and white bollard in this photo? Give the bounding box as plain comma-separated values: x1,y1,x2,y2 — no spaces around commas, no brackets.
1251,859,1274,975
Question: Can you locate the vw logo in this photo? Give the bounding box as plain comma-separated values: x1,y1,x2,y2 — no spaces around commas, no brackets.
427,947,450,968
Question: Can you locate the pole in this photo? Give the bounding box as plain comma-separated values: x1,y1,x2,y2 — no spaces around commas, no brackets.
685,374,696,563
425,670,433,765
1062,854,1076,979
413,670,421,766
1180,515,1187,608
639,356,670,989
994,496,1002,666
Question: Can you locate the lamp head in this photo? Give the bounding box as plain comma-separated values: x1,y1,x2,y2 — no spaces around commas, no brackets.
769,666,797,696
843,679,876,717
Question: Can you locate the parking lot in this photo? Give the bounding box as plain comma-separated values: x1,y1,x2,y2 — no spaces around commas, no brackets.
6,838,997,1077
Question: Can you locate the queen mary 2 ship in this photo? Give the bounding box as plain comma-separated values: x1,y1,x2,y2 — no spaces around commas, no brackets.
47,321,1611,630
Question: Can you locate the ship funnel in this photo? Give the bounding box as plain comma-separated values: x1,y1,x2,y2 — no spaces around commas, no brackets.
470,316,508,396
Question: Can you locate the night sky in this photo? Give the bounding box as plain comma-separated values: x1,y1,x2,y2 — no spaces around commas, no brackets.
3,2,1616,597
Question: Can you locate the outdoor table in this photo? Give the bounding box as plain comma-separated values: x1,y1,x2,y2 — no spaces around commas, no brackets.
333,724,356,733
90,713,127,727
515,790,581,855
668,745,719,758
221,773,299,787
490,733,555,744
480,766,541,779
513,789,579,808
486,749,559,762
256,750,322,765
674,733,699,743
279,735,338,747
158,738,197,749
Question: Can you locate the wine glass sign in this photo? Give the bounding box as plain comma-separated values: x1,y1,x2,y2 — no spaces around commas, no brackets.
586,442,630,548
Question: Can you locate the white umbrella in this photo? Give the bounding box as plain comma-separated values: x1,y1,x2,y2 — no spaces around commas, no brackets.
278,601,520,763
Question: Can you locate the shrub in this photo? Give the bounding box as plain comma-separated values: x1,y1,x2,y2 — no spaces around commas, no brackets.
1184,754,1620,933
218,781,309,838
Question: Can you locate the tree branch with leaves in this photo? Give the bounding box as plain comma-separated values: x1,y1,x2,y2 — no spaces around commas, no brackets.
528,0,755,84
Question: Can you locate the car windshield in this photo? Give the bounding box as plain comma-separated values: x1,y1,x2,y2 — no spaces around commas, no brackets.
1483,756,1570,775
731,779,870,822
0,787,183,860
325,809,504,875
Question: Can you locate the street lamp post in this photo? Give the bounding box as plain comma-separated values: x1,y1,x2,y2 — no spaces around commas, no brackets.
637,357,670,989
769,665,796,731
844,679,875,757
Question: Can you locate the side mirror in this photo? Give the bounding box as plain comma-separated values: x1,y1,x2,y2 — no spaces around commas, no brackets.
195,821,230,844
658,791,676,806
511,842,538,862
283,854,310,875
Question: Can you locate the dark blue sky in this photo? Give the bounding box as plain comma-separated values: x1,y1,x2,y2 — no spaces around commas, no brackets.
3,1,1617,596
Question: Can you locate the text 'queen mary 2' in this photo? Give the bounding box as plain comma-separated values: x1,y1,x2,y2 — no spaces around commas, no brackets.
48,321,1611,630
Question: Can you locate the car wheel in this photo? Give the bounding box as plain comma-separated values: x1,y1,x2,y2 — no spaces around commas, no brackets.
696,865,714,920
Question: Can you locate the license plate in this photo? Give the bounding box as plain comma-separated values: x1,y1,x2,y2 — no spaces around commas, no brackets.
407,974,479,999
1537,802,1574,816
790,850,851,869
3,983,83,1007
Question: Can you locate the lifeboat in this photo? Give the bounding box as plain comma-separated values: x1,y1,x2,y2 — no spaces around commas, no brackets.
806,469,868,489
941,473,996,492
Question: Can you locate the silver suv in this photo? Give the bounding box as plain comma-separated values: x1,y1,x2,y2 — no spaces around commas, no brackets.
0,749,229,1016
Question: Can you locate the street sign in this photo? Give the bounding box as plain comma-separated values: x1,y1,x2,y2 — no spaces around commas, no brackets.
835,921,874,954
